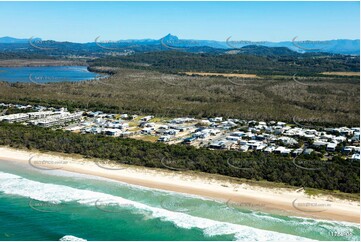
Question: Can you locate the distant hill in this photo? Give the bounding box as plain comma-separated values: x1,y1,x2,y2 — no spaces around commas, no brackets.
0,36,41,44
0,36,28,43
264,39,360,55
0,35,359,55
158,34,360,55
226,45,299,56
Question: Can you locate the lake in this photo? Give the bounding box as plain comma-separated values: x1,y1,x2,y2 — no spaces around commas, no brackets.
0,66,102,83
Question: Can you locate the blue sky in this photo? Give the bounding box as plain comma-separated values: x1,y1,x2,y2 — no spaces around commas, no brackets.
0,1,359,42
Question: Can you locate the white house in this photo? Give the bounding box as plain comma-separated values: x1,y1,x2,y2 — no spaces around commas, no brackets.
104,129,122,137
240,145,249,152
158,136,170,142
264,146,276,153
351,153,360,161
141,116,153,122
326,143,337,152
230,131,244,137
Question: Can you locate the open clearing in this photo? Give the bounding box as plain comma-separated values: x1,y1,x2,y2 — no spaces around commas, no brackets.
321,72,360,76
182,72,260,78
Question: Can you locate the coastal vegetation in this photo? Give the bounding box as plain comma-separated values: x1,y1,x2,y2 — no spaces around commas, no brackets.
88,51,360,75
0,122,359,194
0,66,359,126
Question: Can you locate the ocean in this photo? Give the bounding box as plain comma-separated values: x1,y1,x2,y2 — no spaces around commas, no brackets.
0,159,359,241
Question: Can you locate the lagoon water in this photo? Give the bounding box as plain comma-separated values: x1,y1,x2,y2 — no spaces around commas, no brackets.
0,66,100,83
0,160,359,241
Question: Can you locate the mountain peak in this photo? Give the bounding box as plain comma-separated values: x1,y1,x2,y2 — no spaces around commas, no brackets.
162,34,179,41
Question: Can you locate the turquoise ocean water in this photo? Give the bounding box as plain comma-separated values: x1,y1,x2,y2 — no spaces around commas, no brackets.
0,159,359,241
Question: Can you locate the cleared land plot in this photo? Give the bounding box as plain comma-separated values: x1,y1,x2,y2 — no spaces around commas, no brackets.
182,72,260,78
321,72,360,76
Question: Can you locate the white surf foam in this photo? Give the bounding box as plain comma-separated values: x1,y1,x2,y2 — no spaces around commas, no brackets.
0,171,317,241
59,235,87,241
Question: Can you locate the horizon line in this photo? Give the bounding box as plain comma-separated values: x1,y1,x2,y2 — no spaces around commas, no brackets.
1,35,360,44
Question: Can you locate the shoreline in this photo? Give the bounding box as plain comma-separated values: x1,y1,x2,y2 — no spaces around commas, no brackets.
0,59,86,67
0,146,359,223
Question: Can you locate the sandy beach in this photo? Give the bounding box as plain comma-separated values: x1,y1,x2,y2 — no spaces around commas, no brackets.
0,146,359,223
